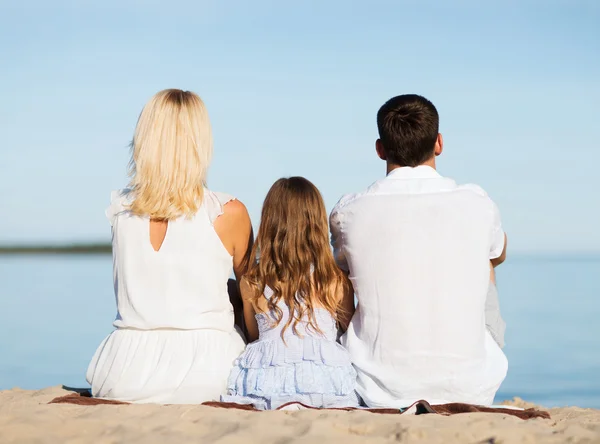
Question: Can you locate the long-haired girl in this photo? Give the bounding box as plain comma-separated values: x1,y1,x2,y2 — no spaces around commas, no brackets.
222,177,359,409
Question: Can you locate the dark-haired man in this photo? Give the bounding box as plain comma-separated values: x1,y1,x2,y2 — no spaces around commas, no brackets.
330,94,508,407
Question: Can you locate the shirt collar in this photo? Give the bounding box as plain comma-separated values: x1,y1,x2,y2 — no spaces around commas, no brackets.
386,165,442,179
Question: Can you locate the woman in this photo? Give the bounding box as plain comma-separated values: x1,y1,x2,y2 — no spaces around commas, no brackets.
86,89,252,404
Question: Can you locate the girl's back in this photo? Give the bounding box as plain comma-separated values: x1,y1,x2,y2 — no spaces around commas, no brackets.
222,285,358,410
221,177,359,410
256,287,338,341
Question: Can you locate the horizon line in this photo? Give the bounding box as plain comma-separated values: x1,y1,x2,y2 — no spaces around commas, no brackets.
0,242,599,258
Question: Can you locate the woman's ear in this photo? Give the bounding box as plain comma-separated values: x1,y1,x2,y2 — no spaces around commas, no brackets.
376,139,387,160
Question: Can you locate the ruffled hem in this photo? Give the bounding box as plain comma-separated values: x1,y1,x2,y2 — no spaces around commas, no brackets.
227,336,357,397
239,336,352,367
221,391,361,410
227,360,357,397
204,190,236,225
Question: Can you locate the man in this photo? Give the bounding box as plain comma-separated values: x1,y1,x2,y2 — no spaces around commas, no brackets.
330,94,508,407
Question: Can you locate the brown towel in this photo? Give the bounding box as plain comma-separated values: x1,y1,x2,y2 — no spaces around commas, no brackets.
202,400,550,420
50,392,127,406
49,391,550,420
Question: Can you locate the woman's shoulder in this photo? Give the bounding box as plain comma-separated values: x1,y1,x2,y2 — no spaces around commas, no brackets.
106,188,134,226
204,189,249,224
205,189,235,206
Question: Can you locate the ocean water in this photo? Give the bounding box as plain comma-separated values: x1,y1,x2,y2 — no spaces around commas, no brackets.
0,254,598,408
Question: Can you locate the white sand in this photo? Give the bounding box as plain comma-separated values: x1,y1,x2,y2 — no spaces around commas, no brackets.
1,386,599,443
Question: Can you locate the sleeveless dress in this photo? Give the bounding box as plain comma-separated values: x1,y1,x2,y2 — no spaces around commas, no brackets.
85,189,246,404
221,287,360,410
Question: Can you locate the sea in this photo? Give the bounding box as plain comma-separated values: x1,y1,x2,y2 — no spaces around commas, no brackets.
0,254,598,408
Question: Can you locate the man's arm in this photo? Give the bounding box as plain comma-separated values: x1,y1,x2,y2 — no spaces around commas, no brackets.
489,199,507,267
485,270,506,348
487,199,507,348
491,233,507,267
330,203,356,335
337,272,355,333
329,205,349,273
214,199,254,337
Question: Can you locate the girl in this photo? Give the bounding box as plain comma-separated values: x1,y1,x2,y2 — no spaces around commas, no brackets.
222,177,359,410
86,89,252,403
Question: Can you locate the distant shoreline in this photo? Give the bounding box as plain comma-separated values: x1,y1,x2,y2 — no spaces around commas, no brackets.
0,243,111,255
0,244,598,261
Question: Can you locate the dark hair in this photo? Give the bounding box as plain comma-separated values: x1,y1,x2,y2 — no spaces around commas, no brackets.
376,94,439,167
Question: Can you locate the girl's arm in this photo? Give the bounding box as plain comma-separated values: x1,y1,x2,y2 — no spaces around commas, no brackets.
337,273,355,333
240,278,259,342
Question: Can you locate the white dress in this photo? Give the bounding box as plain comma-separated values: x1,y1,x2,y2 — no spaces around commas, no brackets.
86,189,246,404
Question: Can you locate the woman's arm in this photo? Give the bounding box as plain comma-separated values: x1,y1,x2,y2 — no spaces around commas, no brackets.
337,273,355,334
218,199,254,280
240,278,259,342
214,199,254,336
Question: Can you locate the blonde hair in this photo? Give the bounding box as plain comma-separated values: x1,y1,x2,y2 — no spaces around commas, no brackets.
127,89,213,219
245,177,349,338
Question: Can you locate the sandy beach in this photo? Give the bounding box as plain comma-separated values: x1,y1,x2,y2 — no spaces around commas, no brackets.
0,387,598,443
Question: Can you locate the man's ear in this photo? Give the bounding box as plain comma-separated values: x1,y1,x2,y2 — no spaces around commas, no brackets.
376,139,387,160
434,133,443,157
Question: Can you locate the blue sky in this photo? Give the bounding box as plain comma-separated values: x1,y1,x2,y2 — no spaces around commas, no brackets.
1,0,598,253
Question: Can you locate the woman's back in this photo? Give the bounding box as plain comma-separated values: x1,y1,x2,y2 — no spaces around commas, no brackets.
109,188,236,331
87,187,248,403
86,89,253,404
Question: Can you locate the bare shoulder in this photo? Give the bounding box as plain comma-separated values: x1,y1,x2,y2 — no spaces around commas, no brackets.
222,199,250,219
217,199,251,231
212,197,252,250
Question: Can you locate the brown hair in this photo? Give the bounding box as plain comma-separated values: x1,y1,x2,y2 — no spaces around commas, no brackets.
244,177,348,338
376,94,439,167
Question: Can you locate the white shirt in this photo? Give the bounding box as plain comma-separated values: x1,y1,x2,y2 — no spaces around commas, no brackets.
330,165,508,407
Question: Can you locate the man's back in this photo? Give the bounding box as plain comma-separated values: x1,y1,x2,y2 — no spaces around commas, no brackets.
331,166,508,407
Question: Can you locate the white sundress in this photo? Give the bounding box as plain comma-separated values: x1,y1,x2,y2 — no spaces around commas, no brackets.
86,189,245,404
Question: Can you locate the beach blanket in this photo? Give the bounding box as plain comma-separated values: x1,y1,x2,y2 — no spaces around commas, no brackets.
49,389,550,420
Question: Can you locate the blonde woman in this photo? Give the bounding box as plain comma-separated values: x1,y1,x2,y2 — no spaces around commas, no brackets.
86,89,252,404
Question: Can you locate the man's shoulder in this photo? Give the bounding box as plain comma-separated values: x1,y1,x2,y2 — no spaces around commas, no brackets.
331,192,360,215
331,178,388,216
450,182,501,220
455,183,497,206
456,183,490,198
331,188,378,218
